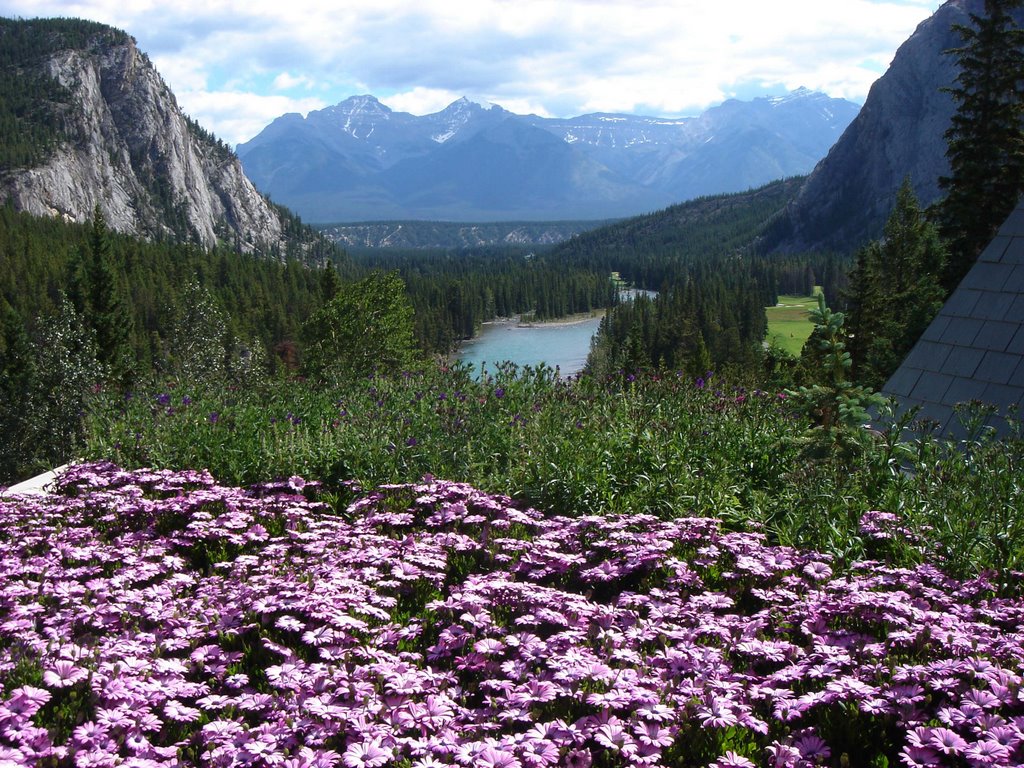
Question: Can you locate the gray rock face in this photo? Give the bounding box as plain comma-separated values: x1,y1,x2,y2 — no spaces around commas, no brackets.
0,33,285,253
769,0,1024,255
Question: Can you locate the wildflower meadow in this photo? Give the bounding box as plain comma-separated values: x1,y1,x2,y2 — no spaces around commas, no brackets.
2,461,1023,768
1,364,1022,767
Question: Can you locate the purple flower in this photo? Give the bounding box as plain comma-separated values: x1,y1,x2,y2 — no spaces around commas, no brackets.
766,743,801,768
0,686,51,720
699,697,739,729
716,752,756,768
802,561,832,581
963,739,1010,765
342,738,391,768
794,733,830,760
475,746,520,768
164,700,201,722
900,746,941,768
4,460,1024,768
929,727,968,755
43,660,88,688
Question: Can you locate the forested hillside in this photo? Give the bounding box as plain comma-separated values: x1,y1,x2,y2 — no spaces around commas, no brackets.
318,219,613,249
0,206,340,371
0,19,121,169
351,246,616,351
537,177,848,376
347,178,850,361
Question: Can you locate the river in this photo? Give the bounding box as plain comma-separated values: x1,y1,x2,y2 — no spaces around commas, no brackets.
455,314,604,376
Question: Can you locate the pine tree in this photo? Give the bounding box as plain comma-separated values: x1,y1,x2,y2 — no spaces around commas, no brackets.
83,205,135,379
935,0,1024,291
847,179,946,389
786,294,885,462
0,300,38,481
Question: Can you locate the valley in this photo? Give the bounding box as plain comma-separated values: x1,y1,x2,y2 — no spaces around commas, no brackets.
1,3,1023,766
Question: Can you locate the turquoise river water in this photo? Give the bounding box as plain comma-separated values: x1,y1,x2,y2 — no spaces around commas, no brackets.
455,315,604,376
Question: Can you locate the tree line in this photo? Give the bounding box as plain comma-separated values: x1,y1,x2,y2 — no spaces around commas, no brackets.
352,246,617,352
2,0,1021,483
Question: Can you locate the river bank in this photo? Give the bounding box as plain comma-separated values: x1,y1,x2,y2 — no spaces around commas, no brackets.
456,311,605,375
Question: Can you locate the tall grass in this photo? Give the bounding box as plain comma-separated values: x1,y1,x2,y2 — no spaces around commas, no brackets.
84,364,1023,581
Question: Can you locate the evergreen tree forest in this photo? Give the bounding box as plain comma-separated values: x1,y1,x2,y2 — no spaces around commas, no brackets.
3,3,1022,485
933,0,1024,291
0,175,838,482
845,180,947,390
352,246,618,352
561,177,845,378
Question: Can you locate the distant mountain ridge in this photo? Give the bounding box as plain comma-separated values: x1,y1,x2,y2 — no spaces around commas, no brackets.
319,219,613,250
0,17,315,257
238,89,859,223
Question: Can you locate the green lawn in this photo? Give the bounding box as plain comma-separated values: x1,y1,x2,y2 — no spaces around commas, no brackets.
765,293,818,356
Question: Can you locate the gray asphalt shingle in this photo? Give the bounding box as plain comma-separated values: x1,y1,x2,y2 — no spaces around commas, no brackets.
882,197,1024,437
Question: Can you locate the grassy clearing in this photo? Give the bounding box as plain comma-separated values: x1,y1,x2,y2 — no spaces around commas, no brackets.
766,292,819,356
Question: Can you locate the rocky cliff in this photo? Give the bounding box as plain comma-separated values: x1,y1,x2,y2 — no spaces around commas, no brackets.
0,19,287,254
767,0,1024,255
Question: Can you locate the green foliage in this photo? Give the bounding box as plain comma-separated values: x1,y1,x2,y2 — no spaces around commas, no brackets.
353,245,617,353
165,280,228,380
0,205,337,477
845,179,946,389
934,0,1024,290
81,363,1024,579
0,294,103,480
550,178,801,286
587,275,766,379
302,271,419,380
32,295,105,464
787,294,885,462
0,205,332,374
0,299,38,480
557,179,839,378
79,206,135,380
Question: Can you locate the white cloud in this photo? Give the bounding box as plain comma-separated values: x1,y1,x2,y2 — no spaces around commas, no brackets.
0,0,944,144
380,87,464,116
175,90,328,149
272,72,315,91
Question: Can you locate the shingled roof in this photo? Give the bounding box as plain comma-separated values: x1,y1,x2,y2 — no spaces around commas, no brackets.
881,197,1024,437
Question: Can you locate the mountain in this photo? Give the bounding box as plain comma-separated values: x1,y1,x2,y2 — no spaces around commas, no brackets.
0,18,308,256
237,89,859,223
318,219,613,250
766,0,1024,255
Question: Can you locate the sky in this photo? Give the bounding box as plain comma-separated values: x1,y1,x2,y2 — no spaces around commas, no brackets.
0,0,945,147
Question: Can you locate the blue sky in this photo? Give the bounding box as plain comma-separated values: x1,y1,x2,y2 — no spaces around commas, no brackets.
0,0,943,147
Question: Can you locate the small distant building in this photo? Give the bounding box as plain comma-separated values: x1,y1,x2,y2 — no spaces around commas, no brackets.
882,197,1024,438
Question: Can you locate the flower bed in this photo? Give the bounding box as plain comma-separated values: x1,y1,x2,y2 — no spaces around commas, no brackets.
1,463,1022,767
